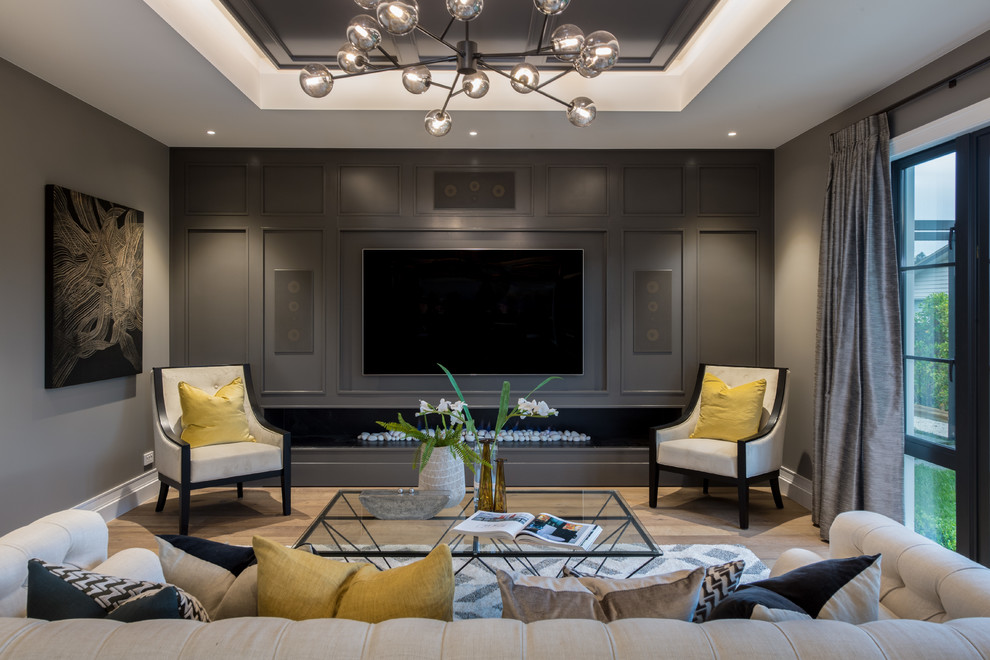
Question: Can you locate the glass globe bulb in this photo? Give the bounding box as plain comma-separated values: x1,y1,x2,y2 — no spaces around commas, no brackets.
462,70,490,98
299,64,334,98
550,24,584,62
446,0,483,21
578,30,619,73
337,43,368,73
354,0,384,9
402,65,432,94
566,97,596,127
533,0,570,16
574,59,601,79
377,0,419,36
425,109,452,137
509,63,539,94
347,15,382,52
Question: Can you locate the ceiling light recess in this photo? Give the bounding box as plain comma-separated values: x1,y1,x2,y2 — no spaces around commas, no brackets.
298,0,619,137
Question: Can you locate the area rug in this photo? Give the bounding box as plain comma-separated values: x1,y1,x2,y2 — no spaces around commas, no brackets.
350,543,768,620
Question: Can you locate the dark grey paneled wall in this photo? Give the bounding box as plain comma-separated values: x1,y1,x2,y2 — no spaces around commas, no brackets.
170,149,773,411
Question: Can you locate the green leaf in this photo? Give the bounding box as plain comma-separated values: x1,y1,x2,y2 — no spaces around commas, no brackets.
523,375,562,400
494,380,512,437
438,363,474,422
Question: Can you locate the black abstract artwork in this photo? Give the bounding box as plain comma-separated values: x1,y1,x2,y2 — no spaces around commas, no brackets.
45,185,144,388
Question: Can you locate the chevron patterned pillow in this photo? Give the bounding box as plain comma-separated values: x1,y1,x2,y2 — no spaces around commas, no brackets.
27,559,209,622
693,560,746,622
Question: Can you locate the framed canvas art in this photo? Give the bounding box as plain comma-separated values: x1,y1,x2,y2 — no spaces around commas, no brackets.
45,185,144,388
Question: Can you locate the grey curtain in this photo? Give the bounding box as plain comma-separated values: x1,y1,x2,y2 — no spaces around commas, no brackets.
813,114,904,541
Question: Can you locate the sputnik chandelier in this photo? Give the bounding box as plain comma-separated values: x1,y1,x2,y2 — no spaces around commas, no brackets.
298,0,620,137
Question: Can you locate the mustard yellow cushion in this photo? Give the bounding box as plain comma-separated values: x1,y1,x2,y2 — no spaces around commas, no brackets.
252,537,454,623
178,377,255,448
689,373,767,442
253,536,362,619
335,544,454,623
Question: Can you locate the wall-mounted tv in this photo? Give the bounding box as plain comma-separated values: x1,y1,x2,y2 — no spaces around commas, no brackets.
363,249,583,376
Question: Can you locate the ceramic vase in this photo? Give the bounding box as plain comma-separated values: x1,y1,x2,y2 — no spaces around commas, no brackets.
418,445,466,508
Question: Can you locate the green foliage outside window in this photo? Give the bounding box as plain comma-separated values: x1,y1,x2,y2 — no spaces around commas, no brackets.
913,460,956,551
914,292,950,410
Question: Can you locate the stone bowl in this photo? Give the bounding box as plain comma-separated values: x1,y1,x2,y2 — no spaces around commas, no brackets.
358,488,449,520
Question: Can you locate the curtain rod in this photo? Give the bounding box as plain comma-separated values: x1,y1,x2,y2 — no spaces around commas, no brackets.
880,54,990,116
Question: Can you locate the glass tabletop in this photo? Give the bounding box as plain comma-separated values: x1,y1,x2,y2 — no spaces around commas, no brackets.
294,489,661,576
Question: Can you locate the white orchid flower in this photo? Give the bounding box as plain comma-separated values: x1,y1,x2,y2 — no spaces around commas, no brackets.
450,400,465,412
535,400,557,417
437,398,451,413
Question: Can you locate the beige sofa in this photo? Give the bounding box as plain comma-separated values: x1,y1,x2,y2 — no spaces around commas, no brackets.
1,509,989,658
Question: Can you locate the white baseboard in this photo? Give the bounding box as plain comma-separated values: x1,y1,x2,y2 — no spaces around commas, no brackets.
76,470,159,523
780,467,812,511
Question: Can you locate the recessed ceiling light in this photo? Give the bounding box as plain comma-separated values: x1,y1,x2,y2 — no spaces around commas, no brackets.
206,130,216,135
469,131,478,136
727,131,737,137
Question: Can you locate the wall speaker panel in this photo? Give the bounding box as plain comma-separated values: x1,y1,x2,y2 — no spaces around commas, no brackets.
433,171,515,208
623,167,684,215
263,165,325,215
339,165,400,215
698,231,758,365
698,166,760,216
547,166,607,216
274,270,314,353
633,270,672,353
622,231,683,394
186,229,249,364
185,164,248,215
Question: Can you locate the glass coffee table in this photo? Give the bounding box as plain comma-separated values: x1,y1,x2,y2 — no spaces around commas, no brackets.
294,488,662,578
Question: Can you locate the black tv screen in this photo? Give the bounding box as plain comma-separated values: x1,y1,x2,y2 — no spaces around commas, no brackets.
363,249,583,376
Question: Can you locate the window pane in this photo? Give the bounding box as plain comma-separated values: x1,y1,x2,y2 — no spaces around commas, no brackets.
905,455,956,551
903,268,952,359
905,358,954,448
900,153,955,266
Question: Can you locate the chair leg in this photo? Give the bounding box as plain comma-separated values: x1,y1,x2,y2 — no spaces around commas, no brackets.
738,481,749,530
702,479,709,495
155,482,169,512
281,474,291,516
179,486,191,536
770,476,784,509
648,464,659,508
237,482,244,499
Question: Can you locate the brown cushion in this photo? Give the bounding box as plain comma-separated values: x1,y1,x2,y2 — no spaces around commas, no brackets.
497,566,704,623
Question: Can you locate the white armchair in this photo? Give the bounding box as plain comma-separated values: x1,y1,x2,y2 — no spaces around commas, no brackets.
649,364,789,529
152,364,291,535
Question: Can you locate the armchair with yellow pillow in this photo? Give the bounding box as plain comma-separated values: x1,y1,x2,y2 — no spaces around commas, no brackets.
152,364,291,535
648,364,789,529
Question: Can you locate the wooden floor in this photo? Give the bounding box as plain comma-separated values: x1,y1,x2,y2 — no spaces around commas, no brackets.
108,485,828,568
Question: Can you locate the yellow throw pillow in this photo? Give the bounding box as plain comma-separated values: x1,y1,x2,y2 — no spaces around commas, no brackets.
253,536,454,623
254,536,363,619
335,544,454,623
689,373,767,442
178,376,256,448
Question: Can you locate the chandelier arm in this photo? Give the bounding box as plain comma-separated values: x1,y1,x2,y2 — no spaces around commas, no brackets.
536,68,573,90
439,72,462,115
476,61,571,108
438,16,457,43
331,54,460,81
534,13,550,54
415,24,462,54
375,45,401,68
472,48,552,59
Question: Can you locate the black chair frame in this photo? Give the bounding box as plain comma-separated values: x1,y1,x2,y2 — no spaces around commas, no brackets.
152,364,291,535
648,364,787,529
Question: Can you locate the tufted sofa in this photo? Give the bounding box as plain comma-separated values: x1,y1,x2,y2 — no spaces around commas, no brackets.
1,509,989,658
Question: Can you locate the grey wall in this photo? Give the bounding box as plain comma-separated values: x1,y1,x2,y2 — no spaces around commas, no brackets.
774,30,990,481
170,149,774,414
0,58,169,532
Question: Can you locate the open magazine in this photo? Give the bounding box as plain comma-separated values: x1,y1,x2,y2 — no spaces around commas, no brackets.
453,510,603,550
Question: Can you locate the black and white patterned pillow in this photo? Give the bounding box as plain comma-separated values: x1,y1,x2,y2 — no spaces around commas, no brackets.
28,559,209,622
694,560,746,622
